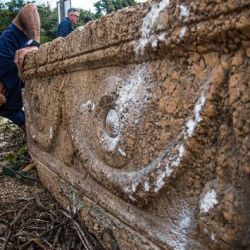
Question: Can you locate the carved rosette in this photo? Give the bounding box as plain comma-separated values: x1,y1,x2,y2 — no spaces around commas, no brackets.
64,61,225,206
24,75,63,151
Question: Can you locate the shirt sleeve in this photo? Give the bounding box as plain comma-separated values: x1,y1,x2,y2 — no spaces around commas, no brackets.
0,23,26,94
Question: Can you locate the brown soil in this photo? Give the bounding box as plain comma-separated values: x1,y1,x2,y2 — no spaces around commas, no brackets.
0,119,103,250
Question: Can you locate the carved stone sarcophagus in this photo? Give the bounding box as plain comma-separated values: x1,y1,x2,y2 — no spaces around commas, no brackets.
23,0,250,249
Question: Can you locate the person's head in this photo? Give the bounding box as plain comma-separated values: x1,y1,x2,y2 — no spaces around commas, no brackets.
84,16,92,24
67,8,80,24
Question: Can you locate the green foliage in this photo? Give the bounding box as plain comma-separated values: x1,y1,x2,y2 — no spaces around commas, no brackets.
94,0,137,16
80,9,96,21
0,0,57,43
0,0,139,42
5,152,17,165
18,145,28,155
75,9,97,28
37,3,57,43
5,145,29,170
0,0,26,35
5,0,27,13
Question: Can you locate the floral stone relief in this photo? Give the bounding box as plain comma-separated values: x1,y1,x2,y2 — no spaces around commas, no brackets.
23,0,250,249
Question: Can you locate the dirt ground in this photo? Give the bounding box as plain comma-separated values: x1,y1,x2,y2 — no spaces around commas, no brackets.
0,119,104,250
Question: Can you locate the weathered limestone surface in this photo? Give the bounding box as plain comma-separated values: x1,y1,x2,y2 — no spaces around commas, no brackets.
23,0,250,249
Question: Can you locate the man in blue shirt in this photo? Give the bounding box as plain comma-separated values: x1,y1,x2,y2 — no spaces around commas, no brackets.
0,3,40,129
57,8,80,37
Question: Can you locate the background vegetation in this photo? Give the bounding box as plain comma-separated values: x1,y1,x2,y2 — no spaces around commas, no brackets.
0,0,138,43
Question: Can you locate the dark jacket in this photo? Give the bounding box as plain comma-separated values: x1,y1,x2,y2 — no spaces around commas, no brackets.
0,23,27,109
57,17,73,37
0,23,27,127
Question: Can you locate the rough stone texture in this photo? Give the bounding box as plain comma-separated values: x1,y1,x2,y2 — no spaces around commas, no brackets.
23,0,250,249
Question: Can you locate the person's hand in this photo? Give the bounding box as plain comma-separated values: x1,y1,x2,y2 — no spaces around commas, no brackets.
14,46,39,73
0,81,6,107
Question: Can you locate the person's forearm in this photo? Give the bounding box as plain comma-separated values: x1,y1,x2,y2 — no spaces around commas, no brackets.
13,4,41,72
13,3,40,42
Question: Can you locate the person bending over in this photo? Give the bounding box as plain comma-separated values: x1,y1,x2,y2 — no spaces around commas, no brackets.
0,3,41,129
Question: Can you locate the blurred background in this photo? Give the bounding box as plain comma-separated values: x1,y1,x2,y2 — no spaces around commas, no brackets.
0,0,146,43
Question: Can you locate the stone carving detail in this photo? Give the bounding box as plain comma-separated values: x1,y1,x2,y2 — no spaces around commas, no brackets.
24,75,63,151
64,62,225,207
23,0,250,249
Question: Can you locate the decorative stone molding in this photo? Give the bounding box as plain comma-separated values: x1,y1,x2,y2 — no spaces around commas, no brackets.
23,0,250,249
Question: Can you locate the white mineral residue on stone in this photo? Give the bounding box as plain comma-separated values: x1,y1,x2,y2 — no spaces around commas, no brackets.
179,215,191,230
132,182,138,193
152,38,158,48
186,92,206,136
168,207,194,250
115,64,150,130
168,229,188,250
159,32,166,41
119,83,207,200
144,181,150,192
180,216,191,230
195,94,205,122
179,144,185,157
179,26,187,39
155,165,173,192
166,238,187,250
101,132,119,151
124,185,137,201
107,66,207,201
135,0,170,54
172,236,188,249
118,147,126,157
106,109,119,125
179,4,189,19
49,127,53,139
172,144,185,167
186,119,196,136
200,189,218,213
81,100,95,112
106,109,120,136
102,64,149,152
171,156,180,167
174,243,187,250
155,144,185,191
123,175,140,201
116,65,147,115
123,142,185,199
